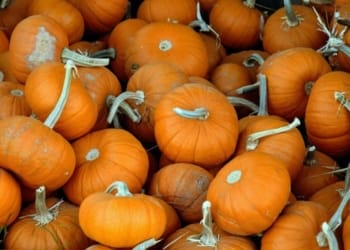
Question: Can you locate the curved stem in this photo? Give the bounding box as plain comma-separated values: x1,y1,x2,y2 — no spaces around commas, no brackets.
105,181,133,197
318,222,339,250
335,91,350,111
235,81,260,95
132,238,162,250
283,0,300,27
246,117,301,151
187,200,218,246
257,73,269,116
61,47,110,67
242,53,265,68
106,91,144,127
90,48,116,59
44,59,76,129
226,96,259,114
173,107,209,120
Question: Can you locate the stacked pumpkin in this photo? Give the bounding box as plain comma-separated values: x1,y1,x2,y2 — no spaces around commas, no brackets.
1,0,350,249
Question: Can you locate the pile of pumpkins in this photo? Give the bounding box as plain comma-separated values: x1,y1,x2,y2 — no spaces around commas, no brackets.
1,0,350,249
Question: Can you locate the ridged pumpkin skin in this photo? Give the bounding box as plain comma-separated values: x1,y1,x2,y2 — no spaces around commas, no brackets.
124,22,209,78
305,71,350,158
0,168,21,228
9,14,69,83
79,183,168,248
5,197,91,250
25,61,98,140
63,128,149,205
261,201,329,250
0,116,75,191
207,151,291,236
154,83,239,168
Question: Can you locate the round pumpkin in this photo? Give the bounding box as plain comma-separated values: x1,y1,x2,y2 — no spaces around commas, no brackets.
207,151,291,236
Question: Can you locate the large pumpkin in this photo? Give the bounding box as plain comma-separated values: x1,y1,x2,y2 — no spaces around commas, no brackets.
207,151,291,236
124,21,209,78
154,83,239,168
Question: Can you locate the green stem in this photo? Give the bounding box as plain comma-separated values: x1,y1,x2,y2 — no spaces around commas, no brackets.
243,0,256,8
226,96,259,113
257,73,269,116
105,181,133,197
61,47,110,67
132,238,162,250
90,48,116,59
242,53,265,68
0,0,10,8
173,107,209,120
235,81,260,95
44,60,76,129
304,145,317,166
246,117,301,151
334,91,350,111
283,0,300,27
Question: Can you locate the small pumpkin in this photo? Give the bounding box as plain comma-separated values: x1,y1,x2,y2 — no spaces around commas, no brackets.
124,21,209,78
0,168,21,231
4,186,91,250
78,181,168,248
154,83,239,168
207,151,291,236
63,128,149,205
0,29,8,53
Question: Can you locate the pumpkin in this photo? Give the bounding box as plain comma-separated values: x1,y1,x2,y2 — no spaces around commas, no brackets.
4,186,91,250
262,0,327,53
0,29,8,53
117,62,189,144
124,21,209,78
207,151,291,236
27,0,85,44
304,71,350,158
63,128,149,205
154,83,239,168
0,81,32,119
137,0,197,24
9,14,69,83
0,51,19,83
0,61,76,191
260,200,330,250
108,18,148,84
292,145,340,200
148,162,214,224
79,181,168,248
68,0,129,36
209,0,263,50
258,47,332,121
0,168,21,230
234,116,306,181
162,200,257,249
25,61,98,140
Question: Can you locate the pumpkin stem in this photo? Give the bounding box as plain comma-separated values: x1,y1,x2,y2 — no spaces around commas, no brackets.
173,107,209,120
242,53,265,68
334,91,350,112
315,8,350,58
10,89,24,97
304,145,318,166
188,2,221,47
19,186,64,226
235,81,260,95
0,70,4,81
90,48,116,60
246,117,301,151
303,0,334,4
132,238,162,250
61,47,110,67
187,200,218,247
226,96,259,114
283,0,302,27
318,222,339,250
243,0,256,8
106,91,144,128
105,181,133,197
44,59,77,129
0,0,10,8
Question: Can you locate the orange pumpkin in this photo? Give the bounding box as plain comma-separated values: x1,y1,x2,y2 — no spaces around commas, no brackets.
27,0,85,44
25,61,98,140
148,162,214,224
305,71,350,158
0,51,19,83
0,29,8,53
207,151,291,236
209,0,263,50
0,81,31,119
137,0,197,24
154,83,239,168
63,128,149,205
124,21,209,78
0,168,21,230
4,186,91,250
79,181,168,248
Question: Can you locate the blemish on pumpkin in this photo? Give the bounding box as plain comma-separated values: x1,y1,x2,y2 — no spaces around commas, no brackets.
226,170,242,184
27,26,57,70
